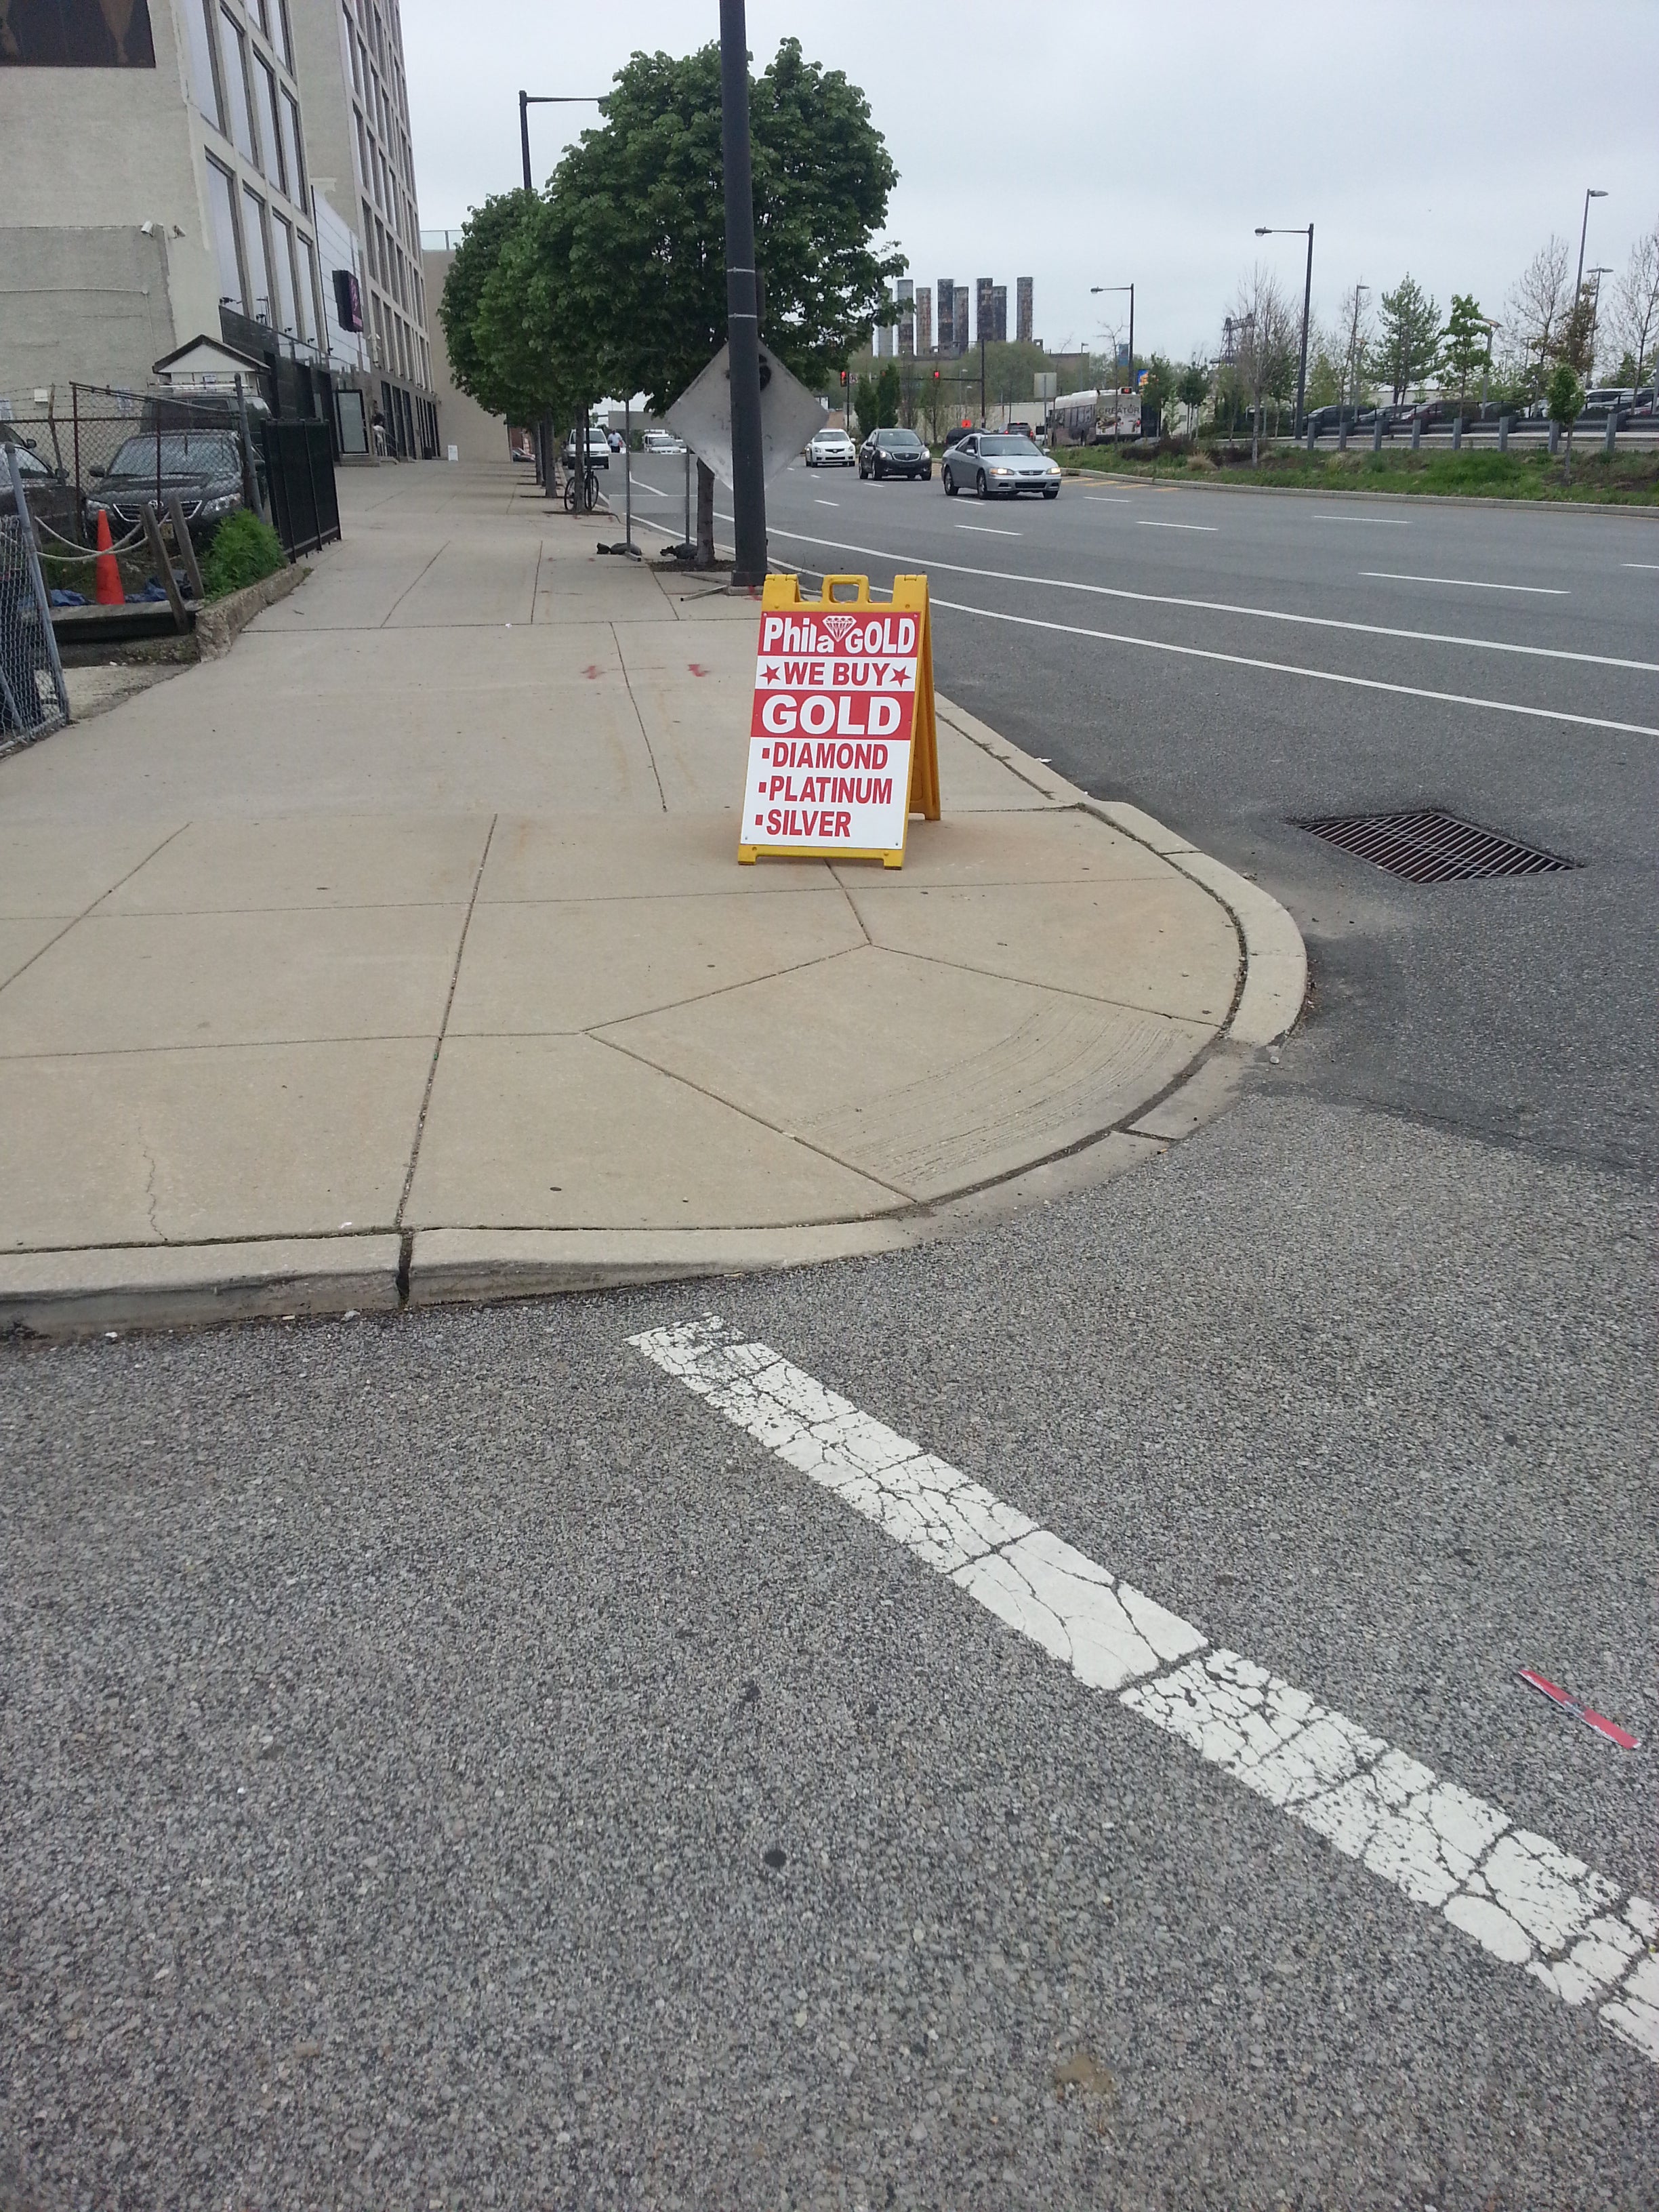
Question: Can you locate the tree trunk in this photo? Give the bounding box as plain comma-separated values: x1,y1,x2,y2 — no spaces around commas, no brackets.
1251,401,1261,468
695,458,717,569
1563,426,1574,485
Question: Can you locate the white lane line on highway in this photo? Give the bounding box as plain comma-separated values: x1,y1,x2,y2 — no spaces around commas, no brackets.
1137,519,1218,532
754,523,1659,674
632,1317,1659,2066
1311,513,1412,525
815,499,840,507
928,596,1659,741
956,523,1023,536
1085,495,1135,504
1623,562,1659,571
1361,571,1568,596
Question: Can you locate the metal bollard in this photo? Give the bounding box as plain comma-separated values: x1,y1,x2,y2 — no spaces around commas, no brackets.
1605,413,1617,459
1498,415,1511,453
1307,417,1316,453
1372,413,1385,451
1338,416,1348,451
1452,414,1463,451
1410,412,1422,451
1548,419,1559,455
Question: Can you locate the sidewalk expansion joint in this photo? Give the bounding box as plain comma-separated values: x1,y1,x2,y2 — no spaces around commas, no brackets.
395,815,496,1231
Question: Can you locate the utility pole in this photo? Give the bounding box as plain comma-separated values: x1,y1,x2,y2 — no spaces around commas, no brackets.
1574,188,1608,309
718,0,766,587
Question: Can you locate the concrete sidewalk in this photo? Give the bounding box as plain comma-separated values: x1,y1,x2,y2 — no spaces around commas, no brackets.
0,461,1303,1331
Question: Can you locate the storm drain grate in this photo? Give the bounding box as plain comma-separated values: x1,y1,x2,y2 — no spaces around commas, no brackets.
1295,808,1578,884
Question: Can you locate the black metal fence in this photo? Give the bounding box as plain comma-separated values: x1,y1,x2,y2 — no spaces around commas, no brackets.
259,417,341,558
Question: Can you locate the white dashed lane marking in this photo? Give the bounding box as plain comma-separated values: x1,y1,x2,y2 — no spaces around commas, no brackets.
631,1317,1659,2067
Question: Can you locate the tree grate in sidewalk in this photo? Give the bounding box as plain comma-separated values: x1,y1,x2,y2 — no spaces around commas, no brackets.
1295,808,1579,883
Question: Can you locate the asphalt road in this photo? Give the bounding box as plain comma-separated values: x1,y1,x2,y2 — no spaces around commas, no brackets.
2,466,1654,2212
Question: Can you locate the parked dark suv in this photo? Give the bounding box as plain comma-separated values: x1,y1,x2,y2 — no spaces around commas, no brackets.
858,427,931,480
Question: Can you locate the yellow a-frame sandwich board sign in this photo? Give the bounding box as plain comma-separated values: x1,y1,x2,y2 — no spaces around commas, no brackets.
738,572,941,868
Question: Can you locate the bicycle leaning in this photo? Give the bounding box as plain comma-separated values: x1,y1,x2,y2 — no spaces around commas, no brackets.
562,465,600,514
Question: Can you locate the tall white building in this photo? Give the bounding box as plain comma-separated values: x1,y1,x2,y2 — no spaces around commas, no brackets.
0,0,434,458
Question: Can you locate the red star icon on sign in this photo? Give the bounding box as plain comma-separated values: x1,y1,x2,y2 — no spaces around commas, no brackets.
762,662,781,683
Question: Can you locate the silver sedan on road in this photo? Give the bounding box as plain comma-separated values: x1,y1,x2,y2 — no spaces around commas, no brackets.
942,432,1061,500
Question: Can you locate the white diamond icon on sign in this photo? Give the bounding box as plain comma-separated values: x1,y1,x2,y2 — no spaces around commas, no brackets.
664,342,827,490
823,615,857,641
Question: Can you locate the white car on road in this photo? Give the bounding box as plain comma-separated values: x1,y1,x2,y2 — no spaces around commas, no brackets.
642,428,685,455
806,427,857,468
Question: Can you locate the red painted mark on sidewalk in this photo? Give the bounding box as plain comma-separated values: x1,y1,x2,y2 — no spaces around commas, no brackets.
581,665,602,680
1519,1668,1640,1750
689,663,710,678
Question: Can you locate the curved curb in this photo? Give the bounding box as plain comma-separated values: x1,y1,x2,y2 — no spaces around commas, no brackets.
1,733,1305,1338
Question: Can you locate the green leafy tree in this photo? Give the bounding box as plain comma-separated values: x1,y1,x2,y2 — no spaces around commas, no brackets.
1139,353,1175,430
853,373,879,442
492,37,900,563
1371,275,1442,403
876,363,901,428
438,191,565,426
1547,359,1584,482
1441,294,1492,401
1558,283,1598,377
1176,355,1210,437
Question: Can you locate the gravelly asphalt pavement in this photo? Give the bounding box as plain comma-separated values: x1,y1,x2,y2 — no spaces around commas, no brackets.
3,476,1655,2210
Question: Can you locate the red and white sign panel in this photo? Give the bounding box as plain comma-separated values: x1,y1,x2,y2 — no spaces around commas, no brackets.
741,607,920,854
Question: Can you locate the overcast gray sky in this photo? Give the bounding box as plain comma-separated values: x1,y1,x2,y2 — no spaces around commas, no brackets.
405,0,1658,362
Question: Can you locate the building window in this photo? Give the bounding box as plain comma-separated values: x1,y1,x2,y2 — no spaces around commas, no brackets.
242,184,272,323
282,90,306,205
256,54,285,194
205,156,245,311
184,0,223,131
339,4,356,93
272,212,299,334
249,0,269,34
352,106,366,189
360,199,376,280
299,232,321,343
220,9,258,167
276,0,294,72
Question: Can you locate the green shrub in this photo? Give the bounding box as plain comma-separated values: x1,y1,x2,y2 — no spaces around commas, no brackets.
201,508,287,599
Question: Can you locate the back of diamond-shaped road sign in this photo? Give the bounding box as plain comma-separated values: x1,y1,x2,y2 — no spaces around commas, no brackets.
664,342,827,489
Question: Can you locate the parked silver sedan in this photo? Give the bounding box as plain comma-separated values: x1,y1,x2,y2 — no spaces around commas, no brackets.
942,432,1061,500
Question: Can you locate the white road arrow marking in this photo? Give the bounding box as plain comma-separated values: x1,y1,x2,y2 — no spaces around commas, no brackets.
630,1315,1659,2068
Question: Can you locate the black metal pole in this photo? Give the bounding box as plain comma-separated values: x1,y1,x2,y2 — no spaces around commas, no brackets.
1128,283,1135,429
719,0,766,586
519,90,532,190
1295,226,1313,436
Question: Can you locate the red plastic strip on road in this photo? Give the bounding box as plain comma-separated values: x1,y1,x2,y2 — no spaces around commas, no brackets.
1519,1668,1641,1751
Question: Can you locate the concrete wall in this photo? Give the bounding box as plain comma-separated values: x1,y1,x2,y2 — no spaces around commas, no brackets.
422,249,510,464
0,0,220,398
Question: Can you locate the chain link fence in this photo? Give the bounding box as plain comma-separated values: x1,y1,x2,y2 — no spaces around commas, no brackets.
12,384,262,607
1,445,70,750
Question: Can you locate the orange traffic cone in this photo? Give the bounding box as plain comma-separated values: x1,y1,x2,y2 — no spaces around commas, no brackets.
94,508,123,605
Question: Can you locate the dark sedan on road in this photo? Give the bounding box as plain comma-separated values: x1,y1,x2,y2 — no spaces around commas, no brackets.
84,430,245,541
858,428,931,480
941,432,1061,499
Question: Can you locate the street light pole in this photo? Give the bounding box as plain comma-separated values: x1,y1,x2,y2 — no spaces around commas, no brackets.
1090,282,1134,436
718,0,767,588
1256,224,1314,435
1574,187,1608,308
